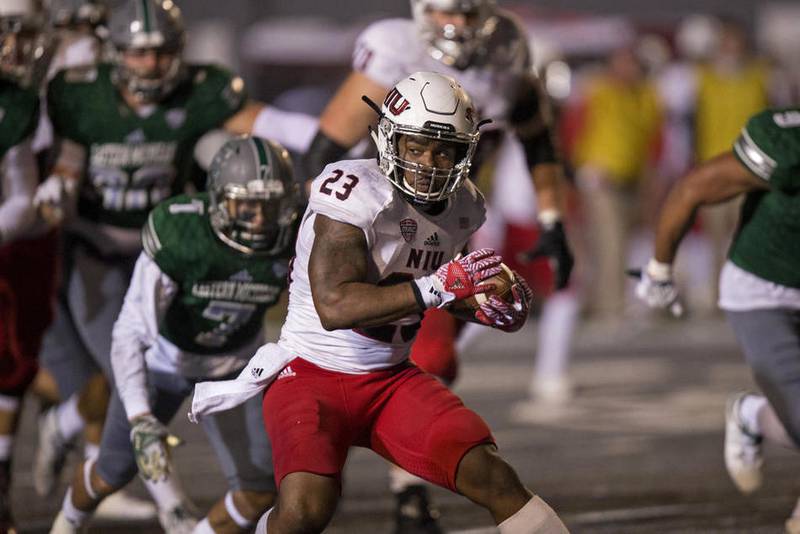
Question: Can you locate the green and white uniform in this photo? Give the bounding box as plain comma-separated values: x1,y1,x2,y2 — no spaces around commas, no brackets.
48,62,246,239
720,107,800,311
96,193,290,492
721,106,800,446
40,62,246,397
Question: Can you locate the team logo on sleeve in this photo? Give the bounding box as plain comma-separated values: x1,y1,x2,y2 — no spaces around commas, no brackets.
384,88,410,116
400,218,417,243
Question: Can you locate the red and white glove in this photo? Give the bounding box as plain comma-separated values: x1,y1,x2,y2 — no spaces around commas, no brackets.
475,273,533,332
413,248,502,309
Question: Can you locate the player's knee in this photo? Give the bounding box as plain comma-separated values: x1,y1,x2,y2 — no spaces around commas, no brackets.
230,489,276,521
456,445,526,506
77,374,110,423
274,475,338,532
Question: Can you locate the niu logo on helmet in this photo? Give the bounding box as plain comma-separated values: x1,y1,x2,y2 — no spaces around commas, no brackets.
384,88,410,116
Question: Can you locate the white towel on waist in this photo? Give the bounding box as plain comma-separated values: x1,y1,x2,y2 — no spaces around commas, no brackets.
189,343,292,423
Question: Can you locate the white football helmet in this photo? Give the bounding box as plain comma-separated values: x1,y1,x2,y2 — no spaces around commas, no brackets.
410,0,497,69
208,136,300,255
371,71,481,204
108,0,185,103
0,0,54,87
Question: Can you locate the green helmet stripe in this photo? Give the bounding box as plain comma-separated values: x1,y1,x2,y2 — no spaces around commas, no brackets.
141,0,152,33
252,137,269,179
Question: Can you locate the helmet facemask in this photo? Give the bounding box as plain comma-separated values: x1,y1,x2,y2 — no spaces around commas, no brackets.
208,137,299,256
411,0,496,69
109,0,185,104
375,118,477,203
0,8,55,88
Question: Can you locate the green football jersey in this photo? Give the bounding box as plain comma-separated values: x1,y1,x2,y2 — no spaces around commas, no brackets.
142,193,291,354
47,62,246,229
0,79,39,160
731,107,800,288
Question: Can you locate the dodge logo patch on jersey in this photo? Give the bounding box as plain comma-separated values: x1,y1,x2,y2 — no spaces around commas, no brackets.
400,218,417,243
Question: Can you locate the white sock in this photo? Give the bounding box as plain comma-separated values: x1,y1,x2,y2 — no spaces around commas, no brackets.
224,490,254,528
0,435,12,461
498,495,569,534
57,394,84,441
84,442,100,461
192,517,215,534
62,487,91,527
143,472,187,512
739,394,767,436
535,291,579,379
254,507,273,534
389,465,427,493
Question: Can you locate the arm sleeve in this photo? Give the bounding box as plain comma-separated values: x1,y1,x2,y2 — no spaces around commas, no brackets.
0,139,38,244
733,112,781,182
352,20,410,88
111,252,176,420
251,106,319,154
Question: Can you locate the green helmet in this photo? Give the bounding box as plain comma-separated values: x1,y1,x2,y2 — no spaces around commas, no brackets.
208,136,300,256
0,0,55,88
46,0,107,28
108,0,184,103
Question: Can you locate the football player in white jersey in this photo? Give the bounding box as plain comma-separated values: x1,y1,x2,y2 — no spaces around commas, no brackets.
302,1,576,528
249,72,568,534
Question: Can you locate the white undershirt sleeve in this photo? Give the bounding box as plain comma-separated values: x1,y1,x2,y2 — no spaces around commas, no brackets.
251,106,319,153
0,139,37,244
111,252,177,420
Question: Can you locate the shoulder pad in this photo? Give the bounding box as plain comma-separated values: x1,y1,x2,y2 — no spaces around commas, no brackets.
142,194,206,263
353,19,417,87
308,160,392,238
191,64,246,110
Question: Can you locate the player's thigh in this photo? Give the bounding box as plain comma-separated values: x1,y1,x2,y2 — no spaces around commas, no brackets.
202,391,275,493
67,246,136,376
727,309,800,443
262,360,352,489
371,368,493,491
38,296,99,400
95,372,190,487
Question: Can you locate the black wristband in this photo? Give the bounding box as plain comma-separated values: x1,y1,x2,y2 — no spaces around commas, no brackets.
409,281,427,311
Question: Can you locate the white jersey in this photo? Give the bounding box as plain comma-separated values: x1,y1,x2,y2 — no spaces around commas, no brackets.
278,159,485,373
0,140,38,243
353,13,531,128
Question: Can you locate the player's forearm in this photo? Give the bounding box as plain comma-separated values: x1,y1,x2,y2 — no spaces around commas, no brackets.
0,142,38,243
313,282,421,331
227,101,319,154
111,321,151,420
531,162,565,214
654,154,767,264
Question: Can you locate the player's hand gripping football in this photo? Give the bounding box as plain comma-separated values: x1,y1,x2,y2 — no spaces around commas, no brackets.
130,414,174,482
518,219,574,290
413,248,503,308
475,273,533,332
629,259,684,318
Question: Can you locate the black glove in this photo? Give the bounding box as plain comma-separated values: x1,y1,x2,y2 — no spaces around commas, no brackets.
517,221,574,290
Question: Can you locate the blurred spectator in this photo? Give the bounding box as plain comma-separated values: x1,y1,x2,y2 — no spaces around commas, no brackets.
571,44,664,320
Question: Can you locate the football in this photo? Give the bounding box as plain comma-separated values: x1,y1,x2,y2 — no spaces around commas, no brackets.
448,262,516,322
